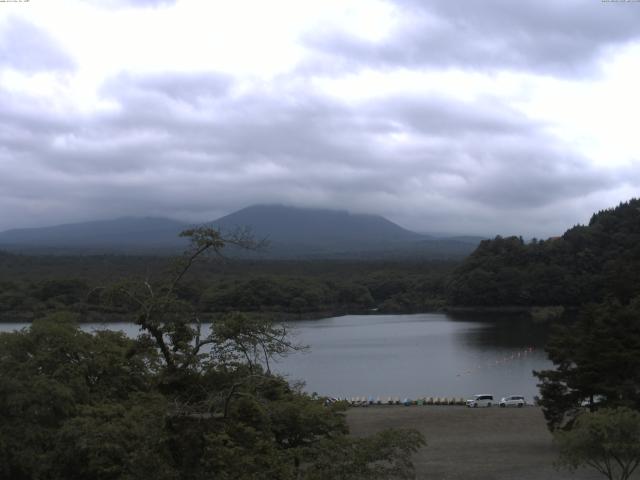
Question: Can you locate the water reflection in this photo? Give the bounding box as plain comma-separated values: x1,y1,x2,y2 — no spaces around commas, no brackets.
447,311,551,349
275,313,552,399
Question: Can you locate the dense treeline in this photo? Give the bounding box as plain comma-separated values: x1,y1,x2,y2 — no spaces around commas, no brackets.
0,254,454,322
448,198,640,307
200,270,449,314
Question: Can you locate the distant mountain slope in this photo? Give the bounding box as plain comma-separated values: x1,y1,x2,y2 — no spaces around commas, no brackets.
0,217,189,252
212,205,425,249
0,205,482,258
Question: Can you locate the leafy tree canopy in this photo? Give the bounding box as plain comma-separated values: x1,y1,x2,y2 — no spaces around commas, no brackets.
0,227,425,480
448,198,640,307
555,407,640,480
535,297,640,430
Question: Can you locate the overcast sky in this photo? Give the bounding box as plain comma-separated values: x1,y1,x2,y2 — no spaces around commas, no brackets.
1,0,639,236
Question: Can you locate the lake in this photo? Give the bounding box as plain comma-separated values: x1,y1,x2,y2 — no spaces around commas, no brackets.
0,313,552,401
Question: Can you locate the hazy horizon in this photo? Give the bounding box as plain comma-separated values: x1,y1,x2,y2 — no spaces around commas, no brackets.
0,201,590,239
1,1,639,237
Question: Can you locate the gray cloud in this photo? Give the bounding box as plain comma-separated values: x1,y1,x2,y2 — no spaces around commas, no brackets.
111,72,232,103
0,67,629,237
304,0,640,76
0,17,75,72
1,1,639,236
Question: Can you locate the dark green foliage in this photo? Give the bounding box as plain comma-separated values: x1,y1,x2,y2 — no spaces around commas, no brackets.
0,252,455,321
52,395,176,480
535,298,640,430
0,227,425,479
0,313,160,480
448,198,640,307
32,278,89,304
300,429,426,480
0,280,25,312
555,407,640,480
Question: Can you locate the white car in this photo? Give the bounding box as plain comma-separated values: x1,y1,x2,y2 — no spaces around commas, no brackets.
466,394,494,408
580,395,606,407
500,395,526,407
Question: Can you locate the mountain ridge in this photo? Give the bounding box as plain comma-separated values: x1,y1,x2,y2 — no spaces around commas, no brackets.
212,204,426,247
0,205,483,258
0,217,189,250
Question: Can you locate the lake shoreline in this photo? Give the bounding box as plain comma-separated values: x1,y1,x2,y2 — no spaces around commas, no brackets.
0,304,572,323
2,313,552,399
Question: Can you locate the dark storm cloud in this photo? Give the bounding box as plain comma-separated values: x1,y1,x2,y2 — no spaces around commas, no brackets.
0,17,75,72
305,0,640,75
0,66,623,236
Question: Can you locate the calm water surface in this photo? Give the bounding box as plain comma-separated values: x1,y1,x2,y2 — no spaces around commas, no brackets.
0,313,552,400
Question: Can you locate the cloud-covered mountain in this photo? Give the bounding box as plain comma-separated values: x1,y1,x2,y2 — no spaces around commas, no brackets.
0,205,482,258
213,204,423,246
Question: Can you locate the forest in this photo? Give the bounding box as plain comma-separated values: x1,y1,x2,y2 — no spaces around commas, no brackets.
447,198,640,308
0,254,454,322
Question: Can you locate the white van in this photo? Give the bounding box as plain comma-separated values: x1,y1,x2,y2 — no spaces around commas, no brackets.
466,394,494,408
500,395,526,407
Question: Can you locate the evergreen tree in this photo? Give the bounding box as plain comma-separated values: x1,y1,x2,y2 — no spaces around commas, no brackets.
535,298,640,430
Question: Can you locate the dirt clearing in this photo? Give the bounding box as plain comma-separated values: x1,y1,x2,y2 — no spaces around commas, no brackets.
347,406,609,480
